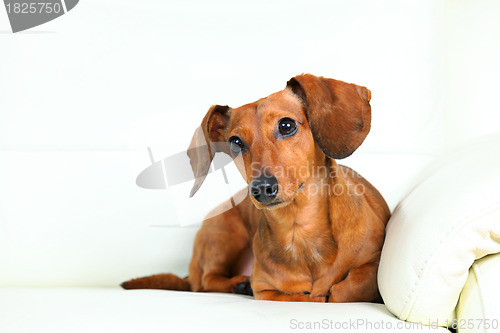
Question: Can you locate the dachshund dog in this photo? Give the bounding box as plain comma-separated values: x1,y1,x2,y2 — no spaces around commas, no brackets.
122,74,390,302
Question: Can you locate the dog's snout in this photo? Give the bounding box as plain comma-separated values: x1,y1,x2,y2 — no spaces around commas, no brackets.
250,175,278,203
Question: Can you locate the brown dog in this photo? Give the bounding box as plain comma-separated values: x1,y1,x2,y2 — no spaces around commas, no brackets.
122,74,390,302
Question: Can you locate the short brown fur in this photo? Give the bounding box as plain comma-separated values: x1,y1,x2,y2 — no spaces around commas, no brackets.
122,74,390,303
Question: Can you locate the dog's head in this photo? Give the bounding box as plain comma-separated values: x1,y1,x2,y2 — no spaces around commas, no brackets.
187,74,371,209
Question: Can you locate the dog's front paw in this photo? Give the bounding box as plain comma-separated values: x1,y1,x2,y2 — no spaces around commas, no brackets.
233,277,253,296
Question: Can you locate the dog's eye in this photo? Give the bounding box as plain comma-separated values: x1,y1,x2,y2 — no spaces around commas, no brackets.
229,136,246,154
278,117,297,137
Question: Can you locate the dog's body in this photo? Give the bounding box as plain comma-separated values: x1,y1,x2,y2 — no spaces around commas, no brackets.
122,74,391,302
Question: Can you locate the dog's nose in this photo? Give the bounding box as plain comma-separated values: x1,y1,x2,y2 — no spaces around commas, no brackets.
250,175,278,203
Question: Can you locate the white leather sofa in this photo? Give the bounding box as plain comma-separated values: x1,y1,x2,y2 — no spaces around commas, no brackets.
1,1,500,332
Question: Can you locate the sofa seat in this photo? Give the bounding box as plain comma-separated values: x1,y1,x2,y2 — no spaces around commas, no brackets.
0,288,450,333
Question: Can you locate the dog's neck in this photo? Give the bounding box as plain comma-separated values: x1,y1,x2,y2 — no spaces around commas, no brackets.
258,158,339,266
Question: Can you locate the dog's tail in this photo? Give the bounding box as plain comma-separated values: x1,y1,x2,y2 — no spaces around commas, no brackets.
121,273,191,291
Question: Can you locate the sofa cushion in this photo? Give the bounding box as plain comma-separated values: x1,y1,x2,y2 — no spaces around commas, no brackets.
0,288,450,333
456,253,500,333
378,134,500,326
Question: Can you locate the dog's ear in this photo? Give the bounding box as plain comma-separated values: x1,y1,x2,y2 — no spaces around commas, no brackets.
287,74,371,159
187,105,231,197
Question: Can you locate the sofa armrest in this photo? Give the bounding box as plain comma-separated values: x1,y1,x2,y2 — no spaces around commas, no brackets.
378,134,500,327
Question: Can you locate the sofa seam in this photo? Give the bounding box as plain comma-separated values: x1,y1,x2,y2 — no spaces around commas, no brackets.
472,261,490,333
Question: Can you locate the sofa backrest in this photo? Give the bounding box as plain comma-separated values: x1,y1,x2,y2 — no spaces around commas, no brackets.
1,0,499,287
